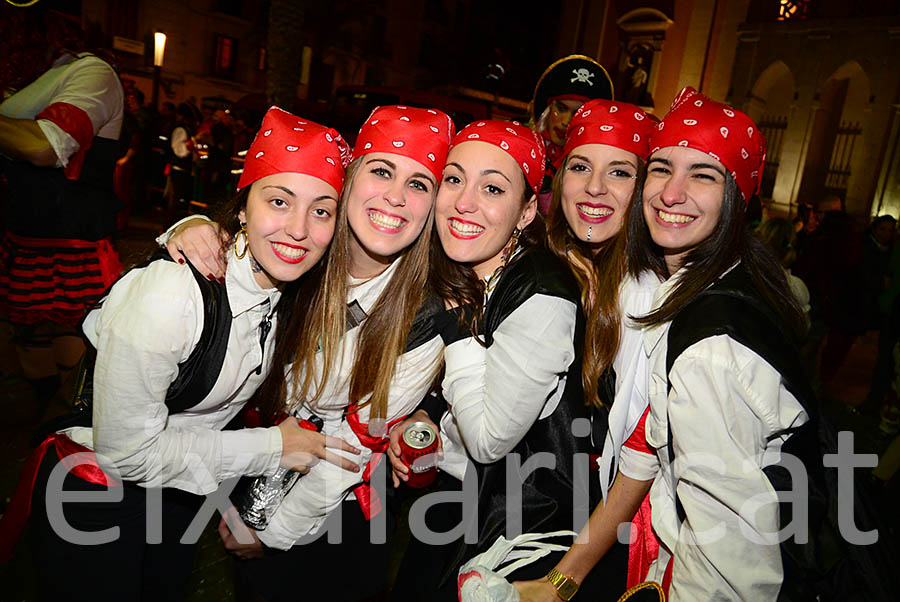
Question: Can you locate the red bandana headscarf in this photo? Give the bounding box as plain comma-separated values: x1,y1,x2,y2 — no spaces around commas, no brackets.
450,120,546,196
238,106,350,192
562,99,654,160
353,105,455,181
649,87,766,203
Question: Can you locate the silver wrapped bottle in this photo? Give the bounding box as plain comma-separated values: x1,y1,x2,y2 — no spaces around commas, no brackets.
232,412,323,530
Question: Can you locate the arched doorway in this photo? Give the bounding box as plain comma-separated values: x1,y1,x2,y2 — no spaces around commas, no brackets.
745,60,794,202
615,8,674,112
796,60,870,212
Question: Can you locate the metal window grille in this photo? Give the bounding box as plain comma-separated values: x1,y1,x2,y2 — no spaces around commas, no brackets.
824,120,863,201
758,115,788,198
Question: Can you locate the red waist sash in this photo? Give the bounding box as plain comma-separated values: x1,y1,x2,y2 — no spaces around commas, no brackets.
345,405,406,520
0,433,121,562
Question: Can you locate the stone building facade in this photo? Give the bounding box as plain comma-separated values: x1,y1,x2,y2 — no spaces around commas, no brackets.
728,1,900,217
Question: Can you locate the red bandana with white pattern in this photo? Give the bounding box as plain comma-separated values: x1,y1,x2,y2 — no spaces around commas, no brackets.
354,105,455,181
239,106,351,192
563,99,653,160
451,120,546,196
649,87,766,203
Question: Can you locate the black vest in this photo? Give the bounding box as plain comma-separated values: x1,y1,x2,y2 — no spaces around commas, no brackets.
33,256,232,443
2,135,122,240
442,247,603,582
666,264,898,601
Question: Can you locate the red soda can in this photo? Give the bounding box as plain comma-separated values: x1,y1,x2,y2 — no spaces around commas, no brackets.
400,422,439,488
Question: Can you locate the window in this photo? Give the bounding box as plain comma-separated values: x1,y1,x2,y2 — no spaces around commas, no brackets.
214,35,238,79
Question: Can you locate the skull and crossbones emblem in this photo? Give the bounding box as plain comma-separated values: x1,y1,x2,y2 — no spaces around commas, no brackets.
571,68,594,85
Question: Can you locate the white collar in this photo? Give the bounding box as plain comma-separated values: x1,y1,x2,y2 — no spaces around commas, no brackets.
641,267,680,355
225,249,282,317
640,262,741,355
347,258,401,315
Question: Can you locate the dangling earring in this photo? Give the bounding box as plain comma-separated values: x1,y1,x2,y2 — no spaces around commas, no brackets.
234,224,249,259
501,227,521,267
586,225,593,242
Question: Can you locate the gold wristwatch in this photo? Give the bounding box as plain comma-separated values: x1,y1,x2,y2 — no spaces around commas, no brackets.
546,568,580,600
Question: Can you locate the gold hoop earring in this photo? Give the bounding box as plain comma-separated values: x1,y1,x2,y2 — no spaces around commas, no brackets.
234,224,249,259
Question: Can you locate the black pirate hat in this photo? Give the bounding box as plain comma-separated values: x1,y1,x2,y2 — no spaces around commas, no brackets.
530,55,614,122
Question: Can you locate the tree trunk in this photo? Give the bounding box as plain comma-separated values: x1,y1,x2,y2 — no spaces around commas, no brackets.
266,0,305,109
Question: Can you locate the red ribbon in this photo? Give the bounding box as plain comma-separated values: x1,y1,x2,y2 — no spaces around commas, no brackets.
345,405,406,520
93,238,124,288
457,570,481,598
626,493,660,589
0,433,120,562
662,554,674,596
35,102,94,181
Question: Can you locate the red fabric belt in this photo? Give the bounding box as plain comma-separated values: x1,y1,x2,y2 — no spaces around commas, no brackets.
345,405,406,520
0,433,121,562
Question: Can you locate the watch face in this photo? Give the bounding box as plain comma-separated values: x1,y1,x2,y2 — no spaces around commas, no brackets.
558,580,578,600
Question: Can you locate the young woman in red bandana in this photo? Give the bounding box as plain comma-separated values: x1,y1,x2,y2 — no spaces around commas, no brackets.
592,89,806,600
515,99,663,601
0,107,360,601
386,120,619,601
163,106,456,601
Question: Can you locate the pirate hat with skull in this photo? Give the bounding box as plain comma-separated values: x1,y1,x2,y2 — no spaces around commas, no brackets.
530,54,614,123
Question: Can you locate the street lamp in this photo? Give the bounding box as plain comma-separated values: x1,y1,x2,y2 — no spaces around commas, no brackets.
152,32,166,111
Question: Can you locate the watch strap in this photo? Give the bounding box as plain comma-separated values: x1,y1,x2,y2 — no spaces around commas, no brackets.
547,568,580,601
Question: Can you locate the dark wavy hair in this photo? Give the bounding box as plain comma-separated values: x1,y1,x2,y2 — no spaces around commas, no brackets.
431,173,544,342
627,172,806,341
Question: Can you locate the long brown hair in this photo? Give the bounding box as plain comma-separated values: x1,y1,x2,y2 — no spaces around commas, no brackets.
431,174,543,341
627,172,806,340
257,157,437,425
546,158,645,407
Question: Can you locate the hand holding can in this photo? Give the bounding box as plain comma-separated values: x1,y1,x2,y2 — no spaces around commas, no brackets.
399,422,439,488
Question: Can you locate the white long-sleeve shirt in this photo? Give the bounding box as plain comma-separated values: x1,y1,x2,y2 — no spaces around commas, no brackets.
634,267,808,601
597,271,660,498
64,252,283,495
0,53,123,166
437,288,578,480
258,260,444,549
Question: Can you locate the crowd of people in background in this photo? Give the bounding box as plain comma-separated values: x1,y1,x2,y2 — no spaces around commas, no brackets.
2,4,900,602
112,84,260,228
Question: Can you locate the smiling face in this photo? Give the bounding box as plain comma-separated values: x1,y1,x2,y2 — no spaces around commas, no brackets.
560,143,639,247
546,99,585,146
642,145,726,273
345,153,437,277
436,141,537,279
239,172,338,289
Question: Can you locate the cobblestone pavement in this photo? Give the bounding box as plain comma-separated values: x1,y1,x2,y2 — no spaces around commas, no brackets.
1,215,898,599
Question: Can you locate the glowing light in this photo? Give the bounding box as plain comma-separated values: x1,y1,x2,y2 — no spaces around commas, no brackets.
778,0,808,21
154,32,167,67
